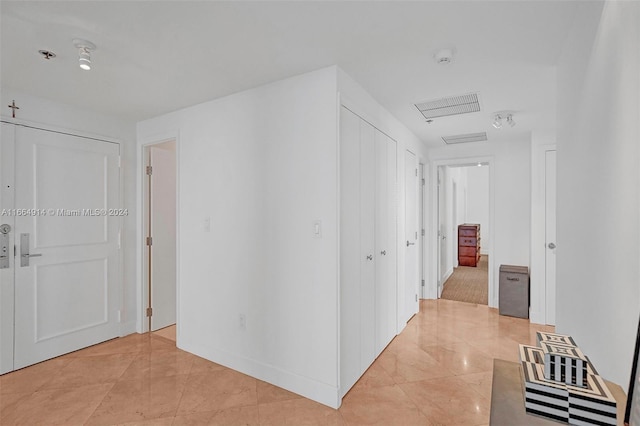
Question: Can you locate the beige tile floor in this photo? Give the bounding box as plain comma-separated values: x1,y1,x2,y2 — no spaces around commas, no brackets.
0,299,554,425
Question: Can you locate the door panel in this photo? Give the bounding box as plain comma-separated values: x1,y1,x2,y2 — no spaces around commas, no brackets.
359,120,375,368
12,126,120,369
339,106,361,395
545,150,557,325
404,150,419,323
374,132,397,356
150,144,177,331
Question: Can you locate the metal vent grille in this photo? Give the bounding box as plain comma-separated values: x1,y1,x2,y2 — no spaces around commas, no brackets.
415,93,481,120
442,132,488,145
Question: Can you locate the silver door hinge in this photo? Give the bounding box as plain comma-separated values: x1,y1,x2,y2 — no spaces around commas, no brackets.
422,279,425,287
422,178,425,186
146,165,152,175
146,307,153,317
421,229,425,236
146,236,152,246
415,294,418,302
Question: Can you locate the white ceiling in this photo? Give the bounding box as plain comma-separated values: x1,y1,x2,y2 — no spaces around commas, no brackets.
1,1,586,147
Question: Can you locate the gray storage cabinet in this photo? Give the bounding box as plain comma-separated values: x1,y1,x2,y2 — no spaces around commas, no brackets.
499,265,529,318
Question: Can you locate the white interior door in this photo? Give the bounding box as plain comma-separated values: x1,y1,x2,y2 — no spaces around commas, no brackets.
11,125,121,370
545,150,557,325
149,143,177,331
339,106,360,396
359,120,376,368
437,166,447,297
404,150,419,322
374,132,396,356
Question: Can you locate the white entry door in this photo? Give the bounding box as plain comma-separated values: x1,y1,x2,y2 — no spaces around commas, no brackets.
149,143,177,331
403,150,419,323
545,150,557,325
4,124,121,370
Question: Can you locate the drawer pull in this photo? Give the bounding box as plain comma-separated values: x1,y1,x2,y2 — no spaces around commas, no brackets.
506,277,520,281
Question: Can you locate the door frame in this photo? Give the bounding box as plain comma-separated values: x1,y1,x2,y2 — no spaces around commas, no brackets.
429,156,495,306
137,133,180,335
0,117,123,373
530,143,556,325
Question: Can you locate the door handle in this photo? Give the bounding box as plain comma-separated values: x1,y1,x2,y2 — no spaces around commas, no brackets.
380,250,386,256
20,233,42,267
366,254,373,261
548,242,556,249
406,240,415,247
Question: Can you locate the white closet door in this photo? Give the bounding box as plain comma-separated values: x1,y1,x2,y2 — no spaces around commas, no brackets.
359,120,376,369
375,132,397,356
339,107,361,395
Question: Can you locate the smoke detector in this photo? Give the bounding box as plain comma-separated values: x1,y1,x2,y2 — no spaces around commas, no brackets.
434,48,455,65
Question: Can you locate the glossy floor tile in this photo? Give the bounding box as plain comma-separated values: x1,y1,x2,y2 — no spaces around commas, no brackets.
0,299,554,425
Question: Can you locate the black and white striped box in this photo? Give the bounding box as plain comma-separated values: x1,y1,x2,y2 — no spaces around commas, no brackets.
540,342,588,387
520,355,570,423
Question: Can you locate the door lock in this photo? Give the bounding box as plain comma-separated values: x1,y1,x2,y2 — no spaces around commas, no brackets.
0,224,11,269
547,242,556,249
406,240,415,247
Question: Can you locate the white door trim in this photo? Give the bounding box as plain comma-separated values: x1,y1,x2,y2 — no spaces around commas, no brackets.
429,156,495,307
136,132,180,335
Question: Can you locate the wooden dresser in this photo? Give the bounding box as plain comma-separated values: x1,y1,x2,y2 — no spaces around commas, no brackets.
458,224,481,267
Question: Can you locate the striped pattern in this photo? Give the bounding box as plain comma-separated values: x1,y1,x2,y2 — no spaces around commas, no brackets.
521,359,570,422
538,334,589,388
518,343,617,425
537,331,578,347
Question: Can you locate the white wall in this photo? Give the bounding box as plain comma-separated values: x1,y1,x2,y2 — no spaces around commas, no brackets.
429,136,531,307
0,88,138,334
556,0,640,387
466,165,490,254
138,67,341,408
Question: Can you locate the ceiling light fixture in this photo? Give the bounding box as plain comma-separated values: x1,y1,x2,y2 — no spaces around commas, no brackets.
73,39,96,71
492,112,516,129
492,114,503,129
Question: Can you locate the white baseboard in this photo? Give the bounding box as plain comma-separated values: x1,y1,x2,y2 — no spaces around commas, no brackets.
119,320,137,336
179,340,341,409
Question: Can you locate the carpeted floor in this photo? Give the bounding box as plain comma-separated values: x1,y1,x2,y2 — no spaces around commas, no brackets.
440,255,488,305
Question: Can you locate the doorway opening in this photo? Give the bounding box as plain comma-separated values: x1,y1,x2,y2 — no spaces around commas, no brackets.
142,140,177,342
435,162,491,305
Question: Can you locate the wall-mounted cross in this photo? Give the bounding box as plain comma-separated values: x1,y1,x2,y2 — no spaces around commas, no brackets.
7,100,19,118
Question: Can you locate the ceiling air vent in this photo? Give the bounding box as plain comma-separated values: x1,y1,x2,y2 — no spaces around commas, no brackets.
442,132,488,145
415,93,481,120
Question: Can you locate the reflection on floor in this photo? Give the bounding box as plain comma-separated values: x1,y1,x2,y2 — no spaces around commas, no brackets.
153,324,176,343
441,255,489,305
0,299,554,425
